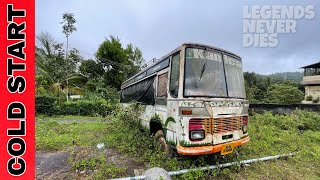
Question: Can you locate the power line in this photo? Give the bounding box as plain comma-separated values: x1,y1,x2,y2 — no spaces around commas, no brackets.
76,49,140,70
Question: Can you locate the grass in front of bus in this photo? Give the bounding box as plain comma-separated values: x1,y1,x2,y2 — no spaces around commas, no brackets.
36,108,320,179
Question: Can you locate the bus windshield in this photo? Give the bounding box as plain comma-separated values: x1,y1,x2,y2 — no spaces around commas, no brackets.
184,48,245,98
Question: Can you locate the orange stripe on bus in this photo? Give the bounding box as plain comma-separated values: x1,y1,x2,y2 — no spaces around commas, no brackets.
177,136,250,156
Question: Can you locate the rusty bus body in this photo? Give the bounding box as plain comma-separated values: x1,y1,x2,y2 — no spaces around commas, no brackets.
120,43,249,156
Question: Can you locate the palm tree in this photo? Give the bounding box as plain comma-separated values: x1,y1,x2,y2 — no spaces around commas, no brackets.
36,32,86,104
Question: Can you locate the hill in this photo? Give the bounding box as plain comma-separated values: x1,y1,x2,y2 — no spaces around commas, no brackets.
267,72,304,84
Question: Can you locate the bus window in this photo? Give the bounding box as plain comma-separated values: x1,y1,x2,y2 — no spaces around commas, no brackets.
169,53,180,98
223,55,246,98
157,72,168,97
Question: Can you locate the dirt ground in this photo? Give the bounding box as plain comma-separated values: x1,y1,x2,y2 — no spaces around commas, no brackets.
36,151,71,179
36,148,145,179
36,117,145,179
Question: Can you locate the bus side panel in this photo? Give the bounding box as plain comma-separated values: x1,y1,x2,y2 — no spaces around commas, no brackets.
155,102,180,145
165,100,180,146
139,105,155,130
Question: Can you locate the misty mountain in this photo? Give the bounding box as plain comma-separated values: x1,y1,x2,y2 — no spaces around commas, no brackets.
267,72,304,84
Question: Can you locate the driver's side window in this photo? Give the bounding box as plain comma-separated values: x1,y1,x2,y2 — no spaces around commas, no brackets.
169,53,180,98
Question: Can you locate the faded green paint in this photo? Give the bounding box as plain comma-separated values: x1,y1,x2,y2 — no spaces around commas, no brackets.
164,117,176,127
179,140,211,147
179,116,186,137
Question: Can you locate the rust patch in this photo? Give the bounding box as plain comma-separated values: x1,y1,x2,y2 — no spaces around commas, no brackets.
204,118,212,135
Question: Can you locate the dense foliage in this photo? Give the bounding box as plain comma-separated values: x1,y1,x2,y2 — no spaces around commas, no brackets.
35,13,144,115
264,84,304,104
244,72,305,104
36,32,86,103
36,95,58,116
268,72,304,84
36,95,115,117
60,99,114,117
95,36,143,90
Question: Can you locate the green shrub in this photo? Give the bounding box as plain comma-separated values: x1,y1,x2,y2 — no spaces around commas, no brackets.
306,95,313,101
264,84,304,104
60,99,114,117
312,97,319,103
95,86,119,103
36,95,58,116
82,86,119,103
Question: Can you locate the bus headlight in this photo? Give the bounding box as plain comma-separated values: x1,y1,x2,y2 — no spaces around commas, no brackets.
189,130,205,141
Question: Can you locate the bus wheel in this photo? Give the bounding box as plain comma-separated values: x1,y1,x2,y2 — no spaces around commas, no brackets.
154,130,173,158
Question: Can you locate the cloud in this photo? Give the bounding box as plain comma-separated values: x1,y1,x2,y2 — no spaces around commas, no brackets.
36,0,320,74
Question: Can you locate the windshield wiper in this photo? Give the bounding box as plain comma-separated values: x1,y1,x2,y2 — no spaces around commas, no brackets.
199,60,207,80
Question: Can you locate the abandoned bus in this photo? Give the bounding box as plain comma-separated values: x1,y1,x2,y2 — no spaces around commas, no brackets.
120,43,249,156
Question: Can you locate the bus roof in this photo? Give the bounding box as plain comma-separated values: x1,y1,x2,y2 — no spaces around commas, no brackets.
121,42,241,89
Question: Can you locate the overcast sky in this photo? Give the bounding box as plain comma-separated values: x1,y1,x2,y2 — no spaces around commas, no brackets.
36,0,320,74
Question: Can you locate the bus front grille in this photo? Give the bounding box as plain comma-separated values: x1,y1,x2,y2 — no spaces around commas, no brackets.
212,117,243,133
189,117,243,134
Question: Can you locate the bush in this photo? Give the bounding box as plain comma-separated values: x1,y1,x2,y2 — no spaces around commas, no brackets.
60,99,114,117
82,86,119,103
95,86,119,103
312,97,319,103
36,95,58,116
306,95,313,101
264,83,304,104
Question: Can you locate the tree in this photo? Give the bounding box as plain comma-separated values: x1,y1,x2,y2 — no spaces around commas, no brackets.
244,81,259,103
61,12,77,101
61,12,77,59
264,84,304,104
36,32,86,104
244,72,267,102
126,43,144,67
95,36,142,90
79,59,104,80
126,43,144,77
36,32,82,80
244,72,258,87
244,71,305,103
36,32,66,83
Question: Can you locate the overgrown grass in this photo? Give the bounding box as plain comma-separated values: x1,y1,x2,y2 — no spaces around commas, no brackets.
36,121,111,150
36,108,320,179
229,110,320,179
36,115,109,121
67,147,127,179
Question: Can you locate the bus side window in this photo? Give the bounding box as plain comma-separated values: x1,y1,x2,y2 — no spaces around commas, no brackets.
169,53,180,98
157,72,168,97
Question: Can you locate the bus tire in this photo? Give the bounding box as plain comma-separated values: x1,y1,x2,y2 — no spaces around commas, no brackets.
154,130,173,158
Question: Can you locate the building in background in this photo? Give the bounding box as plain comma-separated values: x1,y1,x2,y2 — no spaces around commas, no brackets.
301,62,320,104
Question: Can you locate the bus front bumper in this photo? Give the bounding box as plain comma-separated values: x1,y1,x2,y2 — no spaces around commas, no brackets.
177,136,250,156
